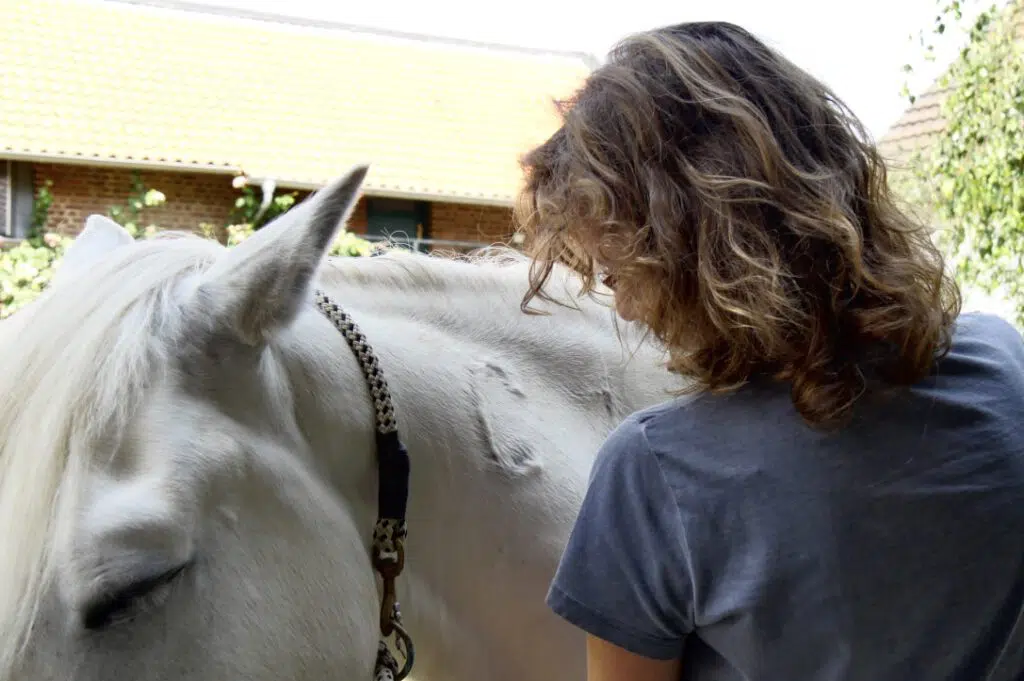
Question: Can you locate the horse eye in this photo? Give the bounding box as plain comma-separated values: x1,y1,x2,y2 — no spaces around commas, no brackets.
82,562,191,631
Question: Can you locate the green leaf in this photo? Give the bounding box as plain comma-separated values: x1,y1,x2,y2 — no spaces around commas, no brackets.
1,179,372,319
895,0,1024,327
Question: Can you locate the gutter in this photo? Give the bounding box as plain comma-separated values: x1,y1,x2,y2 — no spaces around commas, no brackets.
2,151,517,209
0,150,240,176
247,176,516,209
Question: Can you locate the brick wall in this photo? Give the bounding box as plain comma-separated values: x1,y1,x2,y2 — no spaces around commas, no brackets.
34,163,238,235
345,200,513,246
348,197,368,232
30,162,515,247
430,202,514,244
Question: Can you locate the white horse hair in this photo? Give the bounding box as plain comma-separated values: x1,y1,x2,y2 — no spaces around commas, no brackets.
0,165,688,681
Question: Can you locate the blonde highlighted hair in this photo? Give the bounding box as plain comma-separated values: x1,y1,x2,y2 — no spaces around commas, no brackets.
516,21,961,428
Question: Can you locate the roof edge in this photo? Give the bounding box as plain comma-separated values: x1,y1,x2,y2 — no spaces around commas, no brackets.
1,150,242,175
101,0,601,68
253,175,516,208
2,152,517,207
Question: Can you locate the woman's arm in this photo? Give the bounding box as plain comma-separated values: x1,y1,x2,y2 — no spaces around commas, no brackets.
587,634,682,681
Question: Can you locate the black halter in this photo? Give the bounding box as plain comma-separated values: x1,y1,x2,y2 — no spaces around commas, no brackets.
314,289,414,681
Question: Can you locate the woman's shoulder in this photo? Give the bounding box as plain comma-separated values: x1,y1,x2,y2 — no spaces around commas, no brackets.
952,311,1022,355
612,311,1024,460
939,311,1024,384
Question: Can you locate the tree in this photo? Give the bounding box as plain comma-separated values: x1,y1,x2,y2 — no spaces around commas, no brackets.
900,0,1024,325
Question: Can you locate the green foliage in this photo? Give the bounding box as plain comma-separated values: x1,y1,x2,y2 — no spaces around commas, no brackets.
0,232,73,319
899,1,967,104
224,222,374,257
229,176,301,229
899,0,1024,324
107,171,167,239
30,180,54,239
0,179,67,319
0,180,371,319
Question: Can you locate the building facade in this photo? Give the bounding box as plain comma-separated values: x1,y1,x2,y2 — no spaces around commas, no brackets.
0,0,595,251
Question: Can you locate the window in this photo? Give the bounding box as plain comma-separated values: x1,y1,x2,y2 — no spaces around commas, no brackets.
0,162,8,236
2,161,35,239
365,198,431,252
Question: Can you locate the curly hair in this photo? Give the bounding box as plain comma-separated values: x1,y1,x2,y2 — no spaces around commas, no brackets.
515,21,961,429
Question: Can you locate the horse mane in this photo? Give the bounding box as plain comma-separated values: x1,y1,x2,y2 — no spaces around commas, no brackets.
0,232,221,677
321,243,610,318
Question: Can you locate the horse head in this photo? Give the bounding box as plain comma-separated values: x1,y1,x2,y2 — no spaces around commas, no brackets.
0,165,384,681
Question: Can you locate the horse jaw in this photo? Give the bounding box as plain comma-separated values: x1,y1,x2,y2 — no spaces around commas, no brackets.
187,164,369,347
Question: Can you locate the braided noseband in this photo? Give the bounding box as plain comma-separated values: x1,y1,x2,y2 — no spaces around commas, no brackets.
314,289,414,681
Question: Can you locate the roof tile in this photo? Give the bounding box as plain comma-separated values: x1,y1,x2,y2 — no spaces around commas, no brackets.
876,83,952,165
0,0,593,204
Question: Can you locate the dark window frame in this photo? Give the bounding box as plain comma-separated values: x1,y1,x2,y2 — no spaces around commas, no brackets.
3,161,35,239
365,198,431,251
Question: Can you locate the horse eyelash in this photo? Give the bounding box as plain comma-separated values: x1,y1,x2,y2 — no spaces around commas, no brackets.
82,561,192,631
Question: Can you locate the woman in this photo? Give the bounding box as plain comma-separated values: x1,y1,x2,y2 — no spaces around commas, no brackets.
515,21,1024,681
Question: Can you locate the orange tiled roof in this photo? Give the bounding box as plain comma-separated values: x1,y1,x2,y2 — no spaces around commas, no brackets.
0,0,594,205
876,83,952,167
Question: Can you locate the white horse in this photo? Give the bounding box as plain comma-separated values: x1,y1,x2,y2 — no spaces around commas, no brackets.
0,165,687,681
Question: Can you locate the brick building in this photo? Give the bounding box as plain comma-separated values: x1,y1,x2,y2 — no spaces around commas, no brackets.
0,0,594,251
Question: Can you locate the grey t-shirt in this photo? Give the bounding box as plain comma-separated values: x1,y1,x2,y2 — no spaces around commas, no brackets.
548,312,1024,680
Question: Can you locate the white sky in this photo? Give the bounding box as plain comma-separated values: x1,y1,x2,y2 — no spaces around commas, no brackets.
196,0,984,140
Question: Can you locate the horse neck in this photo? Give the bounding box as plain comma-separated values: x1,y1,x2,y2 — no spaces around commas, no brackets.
297,253,657,681
299,249,648,518
291,251,601,502
276,255,528,518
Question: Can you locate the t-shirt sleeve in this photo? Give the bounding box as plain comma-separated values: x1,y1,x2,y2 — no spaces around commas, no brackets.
546,414,694,660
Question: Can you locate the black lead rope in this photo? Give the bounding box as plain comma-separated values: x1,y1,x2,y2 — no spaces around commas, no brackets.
314,289,414,681
375,430,410,529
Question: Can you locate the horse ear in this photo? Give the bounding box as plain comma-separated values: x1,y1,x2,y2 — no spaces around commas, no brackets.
54,215,135,285
189,164,369,347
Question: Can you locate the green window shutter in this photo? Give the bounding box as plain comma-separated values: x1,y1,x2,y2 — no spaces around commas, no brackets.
366,198,431,252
